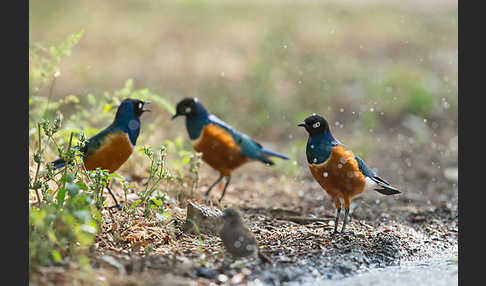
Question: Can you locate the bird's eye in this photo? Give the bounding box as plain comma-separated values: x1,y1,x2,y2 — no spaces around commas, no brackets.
185,107,192,113
138,102,143,109
313,122,321,128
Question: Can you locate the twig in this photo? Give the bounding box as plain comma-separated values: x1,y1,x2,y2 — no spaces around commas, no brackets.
32,123,43,208
275,216,332,225
60,132,74,191
42,75,57,118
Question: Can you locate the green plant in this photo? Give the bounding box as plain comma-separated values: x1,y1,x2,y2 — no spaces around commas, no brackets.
29,30,84,123
45,79,174,147
30,30,84,91
28,30,200,273
29,193,99,268
187,152,203,196
137,145,172,218
86,168,113,209
29,118,100,269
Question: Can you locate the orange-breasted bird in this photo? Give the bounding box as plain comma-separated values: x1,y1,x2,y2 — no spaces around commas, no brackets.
298,114,400,233
50,98,150,209
172,98,289,202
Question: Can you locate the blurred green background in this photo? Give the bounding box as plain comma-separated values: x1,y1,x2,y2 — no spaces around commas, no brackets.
29,0,458,194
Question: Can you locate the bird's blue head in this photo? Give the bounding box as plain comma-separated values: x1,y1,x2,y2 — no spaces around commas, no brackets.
298,114,331,136
113,98,150,144
171,97,209,120
171,97,210,139
298,114,340,164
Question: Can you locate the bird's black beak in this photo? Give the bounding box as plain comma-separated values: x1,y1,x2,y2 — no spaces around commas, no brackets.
171,113,180,120
297,122,306,127
142,101,151,113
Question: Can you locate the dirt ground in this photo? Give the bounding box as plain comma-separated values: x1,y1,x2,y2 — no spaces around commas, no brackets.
29,122,458,285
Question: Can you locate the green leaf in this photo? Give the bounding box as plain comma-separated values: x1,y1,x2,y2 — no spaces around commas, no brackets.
51,250,63,263
66,183,80,197
47,230,57,243
182,156,191,164
156,211,171,222
130,200,142,209
57,187,67,207
151,198,163,206
66,173,75,183
73,210,90,220
104,104,112,113
80,224,97,235
109,173,124,180
76,182,88,191
49,46,58,58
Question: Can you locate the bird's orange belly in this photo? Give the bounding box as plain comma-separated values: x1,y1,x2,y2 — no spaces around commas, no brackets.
193,124,248,176
309,145,366,200
83,132,133,173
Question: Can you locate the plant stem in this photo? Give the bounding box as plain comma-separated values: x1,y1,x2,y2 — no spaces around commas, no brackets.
60,132,74,191
33,123,43,208
43,76,57,118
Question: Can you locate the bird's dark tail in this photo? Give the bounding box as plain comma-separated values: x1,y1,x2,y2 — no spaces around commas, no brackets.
372,176,401,195
51,158,66,170
259,156,275,166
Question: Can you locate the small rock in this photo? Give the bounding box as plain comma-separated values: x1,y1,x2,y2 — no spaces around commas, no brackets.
336,261,357,274
356,233,366,238
99,255,126,275
410,215,426,223
182,201,223,235
217,274,229,283
444,167,458,182
230,273,246,284
189,267,218,279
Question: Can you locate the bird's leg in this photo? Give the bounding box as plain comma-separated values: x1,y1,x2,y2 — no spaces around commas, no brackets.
106,182,122,210
332,197,342,234
341,208,350,233
204,174,224,197
218,176,232,203
341,197,351,233
333,208,342,234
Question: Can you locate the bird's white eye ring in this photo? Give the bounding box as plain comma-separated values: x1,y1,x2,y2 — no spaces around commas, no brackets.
313,122,321,128
138,102,143,109
185,107,192,113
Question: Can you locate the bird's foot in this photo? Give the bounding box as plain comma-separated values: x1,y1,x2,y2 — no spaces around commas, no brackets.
340,230,355,237
203,196,213,206
107,204,123,211
217,198,225,207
